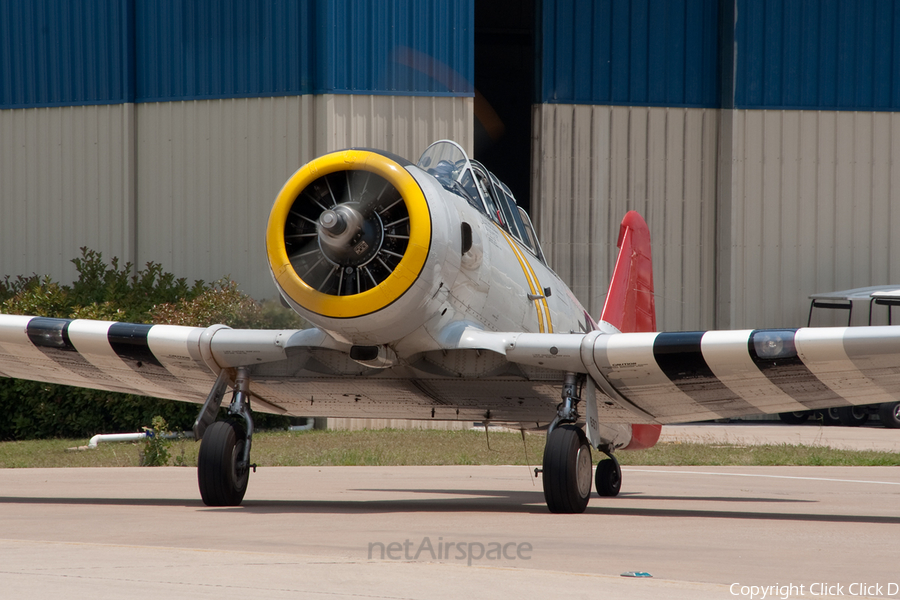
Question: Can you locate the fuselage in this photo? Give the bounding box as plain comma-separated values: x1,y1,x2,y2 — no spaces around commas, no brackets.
265,141,590,362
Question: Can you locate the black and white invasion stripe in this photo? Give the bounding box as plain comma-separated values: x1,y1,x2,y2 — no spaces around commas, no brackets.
590,327,900,424
0,316,219,403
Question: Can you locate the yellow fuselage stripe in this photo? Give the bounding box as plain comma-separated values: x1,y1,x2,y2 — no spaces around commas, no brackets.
497,227,552,333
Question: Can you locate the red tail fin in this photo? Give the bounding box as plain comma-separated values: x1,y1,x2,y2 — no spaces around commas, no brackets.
599,212,661,450
599,211,656,333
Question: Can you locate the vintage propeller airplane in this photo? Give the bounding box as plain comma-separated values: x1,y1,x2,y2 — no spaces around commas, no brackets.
1,140,899,513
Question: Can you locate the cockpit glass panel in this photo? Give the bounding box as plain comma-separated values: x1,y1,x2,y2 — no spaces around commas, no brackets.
472,165,509,232
457,169,481,210
518,207,545,262
417,140,468,172
488,171,530,244
417,141,487,213
417,141,546,263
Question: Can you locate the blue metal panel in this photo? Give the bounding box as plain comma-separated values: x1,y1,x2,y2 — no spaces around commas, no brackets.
734,0,900,110
539,0,720,107
320,0,473,96
136,0,314,101
0,0,129,109
138,0,472,100
2,0,472,109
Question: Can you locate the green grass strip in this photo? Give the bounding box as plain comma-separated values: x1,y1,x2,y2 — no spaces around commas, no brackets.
1,429,899,469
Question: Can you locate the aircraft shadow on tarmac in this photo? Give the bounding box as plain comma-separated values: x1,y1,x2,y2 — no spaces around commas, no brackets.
2,490,898,524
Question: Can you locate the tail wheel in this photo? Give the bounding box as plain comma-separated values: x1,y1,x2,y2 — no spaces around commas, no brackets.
595,455,622,497
542,425,592,514
198,419,249,507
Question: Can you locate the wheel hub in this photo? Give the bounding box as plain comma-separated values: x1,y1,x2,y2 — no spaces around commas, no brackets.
575,446,593,498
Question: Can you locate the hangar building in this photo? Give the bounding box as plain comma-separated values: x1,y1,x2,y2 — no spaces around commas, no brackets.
2,0,899,331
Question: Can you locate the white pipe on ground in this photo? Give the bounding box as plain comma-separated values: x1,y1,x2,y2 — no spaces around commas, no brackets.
86,431,194,449
87,432,150,449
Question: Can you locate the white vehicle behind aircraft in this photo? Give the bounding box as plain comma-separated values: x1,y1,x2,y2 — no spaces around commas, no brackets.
2,140,900,513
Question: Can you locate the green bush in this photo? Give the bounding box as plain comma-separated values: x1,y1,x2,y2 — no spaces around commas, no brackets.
1,249,206,321
140,416,172,467
0,249,305,440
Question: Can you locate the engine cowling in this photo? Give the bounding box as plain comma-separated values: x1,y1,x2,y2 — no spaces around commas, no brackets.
266,149,448,345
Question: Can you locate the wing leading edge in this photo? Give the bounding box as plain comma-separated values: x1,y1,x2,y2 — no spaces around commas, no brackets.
500,325,900,424
0,315,300,413
3,314,900,426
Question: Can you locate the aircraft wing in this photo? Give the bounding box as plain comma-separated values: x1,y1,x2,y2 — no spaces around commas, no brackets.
0,315,302,414
494,326,900,424
3,314,899,427
0,315,582,423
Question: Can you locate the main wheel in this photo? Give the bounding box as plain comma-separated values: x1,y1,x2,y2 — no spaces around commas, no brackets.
542,425,592,514
595,455,622,497
198,419,249,507
778,411,810,425
879,402,900,429
837,406,869,427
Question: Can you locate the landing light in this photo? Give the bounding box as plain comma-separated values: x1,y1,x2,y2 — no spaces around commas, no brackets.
751,330,797,359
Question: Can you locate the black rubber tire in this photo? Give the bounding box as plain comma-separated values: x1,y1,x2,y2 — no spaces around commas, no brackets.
542,425,592,514
778,411,810,425
878,402,900,429
837,406,869,427
594,455,622,497
198,419,249,507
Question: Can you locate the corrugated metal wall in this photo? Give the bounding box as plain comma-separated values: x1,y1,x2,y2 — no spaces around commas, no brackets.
321,94,474,159
0,95,472,299
734,0,900,110
135,96,315,297
6,0,900,334
1,0,474,108
135,0,315,101
718,109,900,329
136,94,472,298
532,104,718,331
1,0,474,300
717,0,900,328
538,0,719,106
0,0,130,108
534,0,900,332
534,0,720,331
317,0,474,96
0,104,135,285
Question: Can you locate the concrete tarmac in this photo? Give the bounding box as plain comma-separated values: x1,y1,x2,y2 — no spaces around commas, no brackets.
2,426,900,599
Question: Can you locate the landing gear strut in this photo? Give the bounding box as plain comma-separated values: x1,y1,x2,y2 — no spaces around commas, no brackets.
196,367,255,506
541,373,628,512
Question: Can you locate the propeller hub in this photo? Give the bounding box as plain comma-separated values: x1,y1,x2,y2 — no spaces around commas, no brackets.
319,209,346,235
275,163,417,303
317,204,382,266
